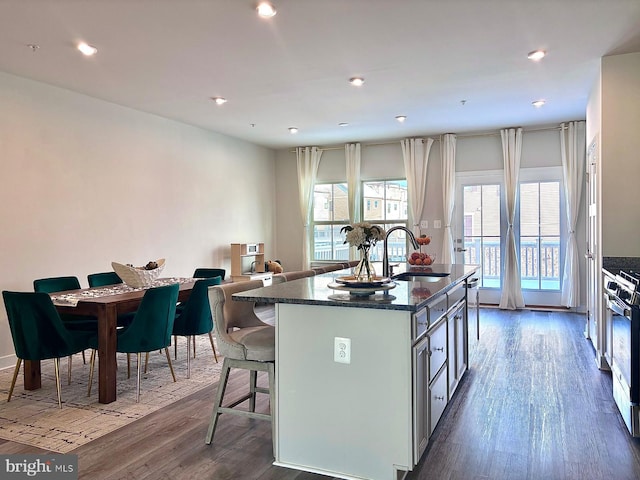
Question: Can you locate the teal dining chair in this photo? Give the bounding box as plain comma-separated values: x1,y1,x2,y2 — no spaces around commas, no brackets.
33,275,96,369
193,268,226,280
172,276,222,378
33,276,97,330
87,271,123,288
88,283,179,402
2,291,93,408
87,271,134,327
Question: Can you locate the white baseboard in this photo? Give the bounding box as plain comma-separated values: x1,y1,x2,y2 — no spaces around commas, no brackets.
0,354,17,371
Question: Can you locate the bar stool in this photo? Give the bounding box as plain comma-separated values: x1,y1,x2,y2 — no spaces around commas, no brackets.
205,280,275,449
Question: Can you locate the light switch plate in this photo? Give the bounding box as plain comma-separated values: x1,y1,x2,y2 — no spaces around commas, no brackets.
434,220,442,229
420,220,428,229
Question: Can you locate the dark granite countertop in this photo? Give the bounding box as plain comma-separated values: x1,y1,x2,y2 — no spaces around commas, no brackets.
602,256,640,276
233,263,479,312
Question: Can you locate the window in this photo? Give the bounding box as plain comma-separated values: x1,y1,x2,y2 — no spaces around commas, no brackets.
363,179,408,262
312,183,350,261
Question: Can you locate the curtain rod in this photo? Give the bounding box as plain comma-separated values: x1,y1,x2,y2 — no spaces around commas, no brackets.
289,122,583,153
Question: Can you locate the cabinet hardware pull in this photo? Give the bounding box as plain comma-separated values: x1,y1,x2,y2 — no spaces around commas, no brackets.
434,347,444,352
417,321,428,326
435,396,445,401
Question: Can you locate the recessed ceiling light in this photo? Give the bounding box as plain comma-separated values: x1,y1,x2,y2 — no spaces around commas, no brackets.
532,99,546,108
349,77,365,87
338,122,349,127
256,2,277,18
27,44,40,53
395,115,407,123
211,97,227,105
527,50,546,61
288,127,298,134
77,42,97,56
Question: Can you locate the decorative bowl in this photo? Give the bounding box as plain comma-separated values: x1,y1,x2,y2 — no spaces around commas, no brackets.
111,258,165,288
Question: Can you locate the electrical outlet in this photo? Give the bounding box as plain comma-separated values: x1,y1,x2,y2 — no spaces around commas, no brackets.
434,220,442,229
420,220,428,229
334,337,351,364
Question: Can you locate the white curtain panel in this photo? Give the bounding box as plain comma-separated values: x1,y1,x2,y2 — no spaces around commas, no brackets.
560,121,586,307
345,143,362,261
441,134,457,264
296,146,322,269
499,128,525,310
401,137,434,237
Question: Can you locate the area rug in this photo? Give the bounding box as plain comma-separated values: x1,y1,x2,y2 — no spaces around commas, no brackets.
0,336,223,453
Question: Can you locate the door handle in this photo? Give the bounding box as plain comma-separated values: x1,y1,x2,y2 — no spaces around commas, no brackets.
585,253,593,259
456,247,467,252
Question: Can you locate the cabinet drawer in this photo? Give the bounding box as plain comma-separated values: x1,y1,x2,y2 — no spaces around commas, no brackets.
429,366,448,435
428,319,447,381
447,283,465,310
427,295,448,325
412,308,428,342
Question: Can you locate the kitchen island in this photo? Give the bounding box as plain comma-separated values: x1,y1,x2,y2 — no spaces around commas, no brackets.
233,263,479,480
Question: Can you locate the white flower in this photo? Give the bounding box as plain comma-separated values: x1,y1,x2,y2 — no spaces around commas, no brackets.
341,222,386,250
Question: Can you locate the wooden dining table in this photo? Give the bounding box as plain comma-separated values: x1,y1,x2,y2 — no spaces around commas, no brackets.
23,278,195,404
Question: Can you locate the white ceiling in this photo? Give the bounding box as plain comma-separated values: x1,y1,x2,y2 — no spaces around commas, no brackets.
1,0,639,150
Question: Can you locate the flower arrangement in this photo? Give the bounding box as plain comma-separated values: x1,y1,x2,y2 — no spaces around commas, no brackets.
340,222,386,251
340,222,386,281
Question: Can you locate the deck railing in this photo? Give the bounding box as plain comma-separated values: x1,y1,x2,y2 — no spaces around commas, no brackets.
463,239,560,289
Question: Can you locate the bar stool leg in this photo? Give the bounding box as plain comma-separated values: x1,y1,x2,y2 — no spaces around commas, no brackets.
205,358,231,445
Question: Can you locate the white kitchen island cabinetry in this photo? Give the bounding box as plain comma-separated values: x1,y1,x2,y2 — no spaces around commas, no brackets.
233,263,479,480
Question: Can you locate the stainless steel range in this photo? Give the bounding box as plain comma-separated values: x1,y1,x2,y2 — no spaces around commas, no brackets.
603,270,640,436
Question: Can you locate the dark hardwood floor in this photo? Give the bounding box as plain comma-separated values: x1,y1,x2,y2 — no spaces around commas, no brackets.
2,307,640,479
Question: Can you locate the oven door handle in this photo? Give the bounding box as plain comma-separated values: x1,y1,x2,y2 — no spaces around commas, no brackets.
608,298,630,317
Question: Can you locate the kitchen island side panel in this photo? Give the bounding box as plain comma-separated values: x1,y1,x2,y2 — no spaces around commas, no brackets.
275,302,413,480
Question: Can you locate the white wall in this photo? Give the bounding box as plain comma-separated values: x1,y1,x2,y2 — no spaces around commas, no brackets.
0,71,276,367
600,52,640,256
275,128,587,307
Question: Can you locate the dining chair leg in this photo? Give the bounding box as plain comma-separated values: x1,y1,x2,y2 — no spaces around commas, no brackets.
186,336,191,379
127,353,131,379
193,336,196,358
67,355,72,385
205,358,231,445
174,335,178,360
7,358,22,402
54,358,62,409
82,349,86,365
164,348,177,382
88,349,96,397
208,332,218,363
144,352,150,374
136,352,142,403
249,370,257,412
